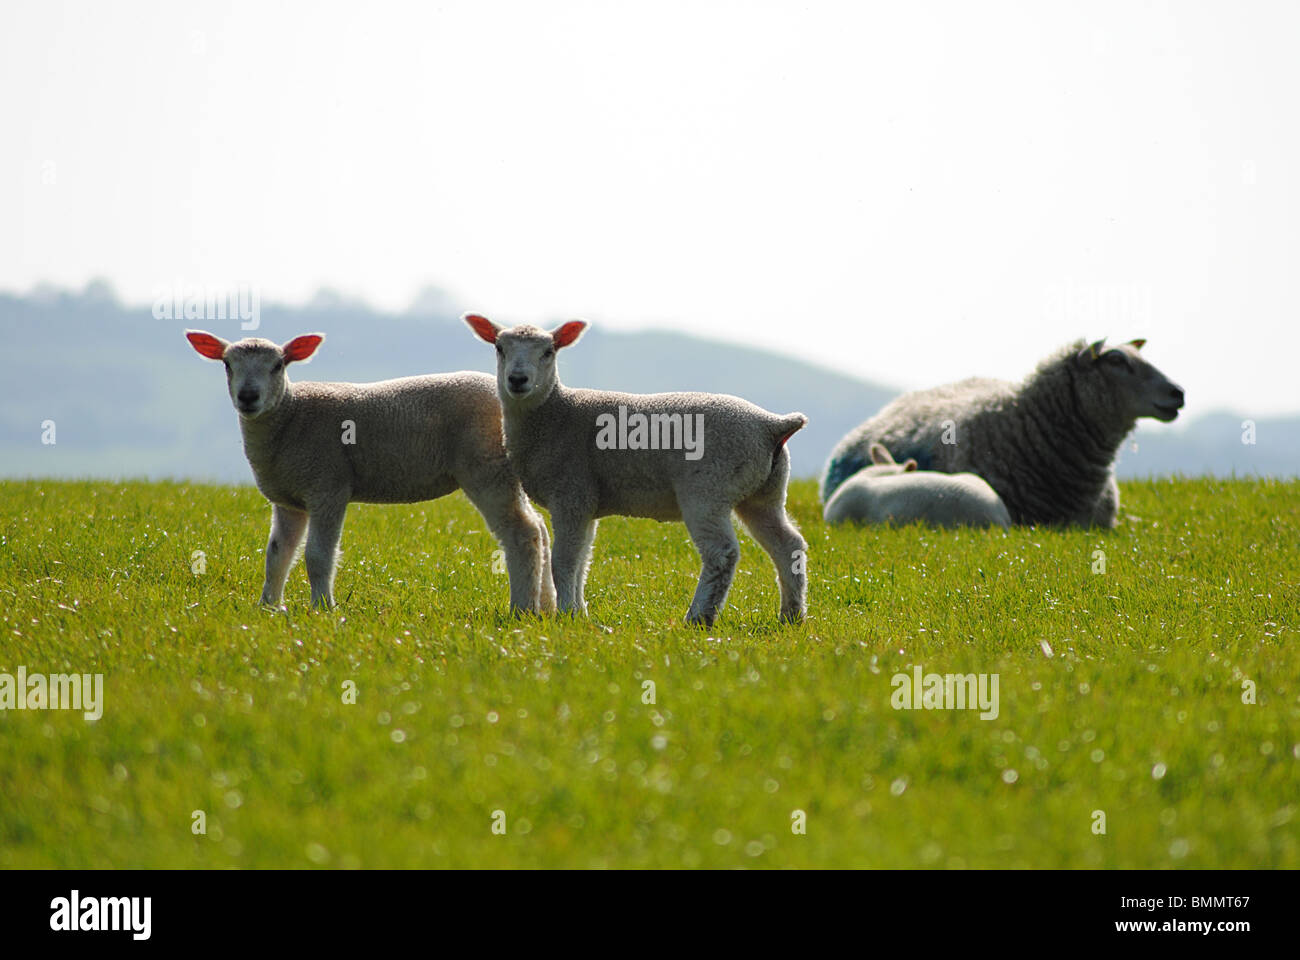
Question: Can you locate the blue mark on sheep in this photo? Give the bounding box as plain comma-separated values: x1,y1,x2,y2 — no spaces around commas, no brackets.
822,452,869,499
896,446,934,470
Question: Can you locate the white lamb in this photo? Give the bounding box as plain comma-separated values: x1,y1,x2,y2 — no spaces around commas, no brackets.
185,329,555,613
823,443,1011,529
464,314,808,626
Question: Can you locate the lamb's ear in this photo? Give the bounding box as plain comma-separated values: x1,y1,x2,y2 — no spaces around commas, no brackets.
464,313,501,344
1127,338,1147,350
551,320,588,349
282,334,324,363
903,459,918,472
186,330,229,360
1076,338,1107,364
869,443,896,465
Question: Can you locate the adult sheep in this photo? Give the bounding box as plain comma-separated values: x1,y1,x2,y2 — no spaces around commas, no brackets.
821,339,1184,528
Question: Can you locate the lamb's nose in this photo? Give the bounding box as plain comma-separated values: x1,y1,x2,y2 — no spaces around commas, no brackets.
1170,386,1185,406
508,374,528,391
238,389,259,405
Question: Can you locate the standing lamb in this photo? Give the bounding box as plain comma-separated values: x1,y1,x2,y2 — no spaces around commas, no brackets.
464,313,808,626
823,443,1011,528
185,329,555,614
821,339,1185,528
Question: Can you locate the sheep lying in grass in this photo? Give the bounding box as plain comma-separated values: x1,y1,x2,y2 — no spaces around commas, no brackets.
823,443,1011,529
185,329,554,614
822,338,1185,528
464,313,808,626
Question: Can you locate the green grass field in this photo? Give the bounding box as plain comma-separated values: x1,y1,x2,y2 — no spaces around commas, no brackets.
0,476,1296,868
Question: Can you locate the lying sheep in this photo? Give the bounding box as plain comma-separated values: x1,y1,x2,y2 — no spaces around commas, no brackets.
185,329,555,613
823,443,1011,529
464,313,808,626
822,339,1185,528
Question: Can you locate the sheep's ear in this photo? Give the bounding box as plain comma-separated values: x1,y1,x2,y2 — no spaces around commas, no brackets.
186,330,229,360
552,320,588,349
283,334,324,363
903,459,918,472
869,443,895,465
464,313,500,344
1077,338,1107,364
1127,338,1146,350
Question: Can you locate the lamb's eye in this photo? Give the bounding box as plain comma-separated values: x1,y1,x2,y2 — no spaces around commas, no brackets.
1104,352,1127,367
542,348,554,359
272,361,283,373
495,344,504,356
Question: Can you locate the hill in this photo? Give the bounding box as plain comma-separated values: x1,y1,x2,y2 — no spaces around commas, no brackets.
1,284,1295,483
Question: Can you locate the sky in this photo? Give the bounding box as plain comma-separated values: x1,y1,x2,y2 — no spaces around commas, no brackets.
3,0,1297,415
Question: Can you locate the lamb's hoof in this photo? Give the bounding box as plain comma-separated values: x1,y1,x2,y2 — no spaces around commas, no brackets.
685,611,716,628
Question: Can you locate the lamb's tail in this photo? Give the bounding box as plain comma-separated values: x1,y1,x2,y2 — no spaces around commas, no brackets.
770,413,808,468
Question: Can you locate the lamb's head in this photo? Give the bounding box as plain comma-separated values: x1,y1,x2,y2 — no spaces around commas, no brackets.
1074,338,1185,423
866,443,919,476
465,313,587,406
186,330,323,419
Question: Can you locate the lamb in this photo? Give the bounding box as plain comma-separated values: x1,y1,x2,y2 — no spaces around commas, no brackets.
464,313,809,626
185,329,555,614
821,338,1185,528
823,443,1011,529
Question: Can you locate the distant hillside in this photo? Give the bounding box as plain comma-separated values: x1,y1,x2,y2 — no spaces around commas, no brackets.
1,284,1296,484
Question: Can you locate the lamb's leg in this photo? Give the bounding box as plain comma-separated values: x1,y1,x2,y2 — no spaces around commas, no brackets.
550,511,596,616
680,504,741,627
462,481,549,616
735,497,808,624
303,502,347,609
538,517,557,612
1089,475,1120,528
261,504,308,606
575,519,599,611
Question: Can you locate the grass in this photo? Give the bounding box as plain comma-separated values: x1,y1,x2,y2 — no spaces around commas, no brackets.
0,476,1296,868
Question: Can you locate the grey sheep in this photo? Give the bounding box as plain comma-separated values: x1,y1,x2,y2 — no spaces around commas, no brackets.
465,313,808,626
823,443,1011,529
821,338,1185,527
185,329,555,613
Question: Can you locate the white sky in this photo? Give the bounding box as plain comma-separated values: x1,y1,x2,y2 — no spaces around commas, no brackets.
3,0,1297,414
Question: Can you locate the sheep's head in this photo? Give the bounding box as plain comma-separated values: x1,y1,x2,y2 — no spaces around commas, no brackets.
465,313,587,406
866,443,919,476
186,330,323,419
1074,338,1185,422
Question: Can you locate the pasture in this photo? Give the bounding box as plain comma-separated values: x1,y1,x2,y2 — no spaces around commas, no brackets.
0,476,1296,868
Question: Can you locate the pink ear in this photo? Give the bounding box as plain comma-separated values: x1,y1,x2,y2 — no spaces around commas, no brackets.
186,330,228,360
464,313,500,344
552,320,587,349
283,334,323,363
